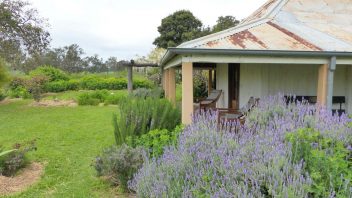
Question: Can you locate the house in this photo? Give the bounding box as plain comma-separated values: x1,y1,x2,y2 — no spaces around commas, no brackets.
160,0,352,124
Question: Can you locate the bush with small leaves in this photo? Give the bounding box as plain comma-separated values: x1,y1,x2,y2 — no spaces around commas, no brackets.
77,90,109,106
30,65,69,82
113,98,181,145
94,144,145,192
26,75,49,102
131,88,164,99
126,125,184,158
0,140,36,177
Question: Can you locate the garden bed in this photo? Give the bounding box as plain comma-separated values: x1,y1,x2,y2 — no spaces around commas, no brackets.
0,162,44,196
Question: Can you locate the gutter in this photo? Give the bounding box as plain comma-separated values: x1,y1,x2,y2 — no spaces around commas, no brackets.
160,48,352,67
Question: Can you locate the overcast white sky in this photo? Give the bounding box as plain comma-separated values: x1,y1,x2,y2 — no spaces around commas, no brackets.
29,0,267,60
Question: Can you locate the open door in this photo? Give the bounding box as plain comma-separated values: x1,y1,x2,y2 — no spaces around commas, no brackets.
228,63,240,109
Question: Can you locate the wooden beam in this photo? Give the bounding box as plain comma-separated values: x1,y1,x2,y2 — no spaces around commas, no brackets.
182,62,194,124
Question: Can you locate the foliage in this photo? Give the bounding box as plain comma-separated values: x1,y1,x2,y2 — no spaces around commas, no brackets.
80,75,152,90
0,0,50,70
113,98,181,146
77,90,109,106
153,10,203,48
0,58,9,87
130,95,352,197
286,128,352,197
7,86,31,99
44,79,79,92
94,144,145,191
26,75,48,102
0,140,36,177
131,88,164,99
29,65,69,82
212,16,240,33
0,89,6,101
193,71,208,101
104,92,127,105
126,125,184,158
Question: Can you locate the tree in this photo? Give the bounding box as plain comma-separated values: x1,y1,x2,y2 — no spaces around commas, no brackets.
0,0,50,64
153,10,202,48
105,56,124,72
212,16,240,33
0,58,9,87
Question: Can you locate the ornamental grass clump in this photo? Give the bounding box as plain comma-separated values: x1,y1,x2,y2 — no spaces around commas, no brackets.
130,95,352,197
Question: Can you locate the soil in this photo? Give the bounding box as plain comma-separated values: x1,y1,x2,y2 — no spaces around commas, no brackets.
0,98,22,105
30,99,77,107
0,162,44,196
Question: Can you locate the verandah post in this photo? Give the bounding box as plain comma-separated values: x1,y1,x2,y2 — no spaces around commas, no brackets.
182,62,193,124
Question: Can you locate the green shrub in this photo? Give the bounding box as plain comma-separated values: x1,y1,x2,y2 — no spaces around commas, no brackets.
94,144,145,191
9,77,27,90
0,140,36,177
131,88,164,99
30,65,69,82
80,75,152,90
26,75,49,102
126,125,183,158
104,93,126,105
7,87,31,99
0,89,6,101
44,79,80,93
133,79,153,89
286,128,352,197
113,98,181,145
77,90,109,106
0,58,9,88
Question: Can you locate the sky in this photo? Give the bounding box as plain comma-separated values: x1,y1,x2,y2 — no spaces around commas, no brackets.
29,0,267,60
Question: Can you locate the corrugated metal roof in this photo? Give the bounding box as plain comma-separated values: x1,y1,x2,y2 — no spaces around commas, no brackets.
178,0,352,52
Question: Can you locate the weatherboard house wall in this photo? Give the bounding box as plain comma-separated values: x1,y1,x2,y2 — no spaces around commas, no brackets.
161,0,352,124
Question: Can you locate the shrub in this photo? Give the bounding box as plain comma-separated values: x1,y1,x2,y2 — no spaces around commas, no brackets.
30,65,69,82
126,125,183,158
44,79,79,93
129,95,352,197
9,77,27,90
26,75,49,102
133,79,153,89
113,98,181,145
286,128,352,197
104,93,126,105
94,144,145,191
80,76,152,90
0,140,36,177
0,89,6,101
0,58,9,87
131,88,164,99
77,90,109,106
7,87,31,99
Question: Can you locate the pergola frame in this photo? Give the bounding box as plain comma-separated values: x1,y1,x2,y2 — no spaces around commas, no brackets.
120,60,159,93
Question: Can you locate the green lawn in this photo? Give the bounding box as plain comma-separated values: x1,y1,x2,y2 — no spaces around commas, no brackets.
0,99,125,197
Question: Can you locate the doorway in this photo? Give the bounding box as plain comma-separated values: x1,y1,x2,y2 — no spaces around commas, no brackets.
228,63,240,109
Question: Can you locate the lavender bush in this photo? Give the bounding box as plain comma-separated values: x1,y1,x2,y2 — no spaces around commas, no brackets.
129,95,352,197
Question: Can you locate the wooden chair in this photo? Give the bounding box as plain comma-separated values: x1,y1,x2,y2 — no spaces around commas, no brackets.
218,97,259,125
199,90,222,112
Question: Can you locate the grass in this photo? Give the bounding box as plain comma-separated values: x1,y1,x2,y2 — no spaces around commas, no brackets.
42,90,128,101
0,99,127,197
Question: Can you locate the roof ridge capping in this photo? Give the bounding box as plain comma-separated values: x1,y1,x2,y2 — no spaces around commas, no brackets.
178,0,289,48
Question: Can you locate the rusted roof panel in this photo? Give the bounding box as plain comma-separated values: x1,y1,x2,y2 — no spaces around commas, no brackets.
179,0,352,52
